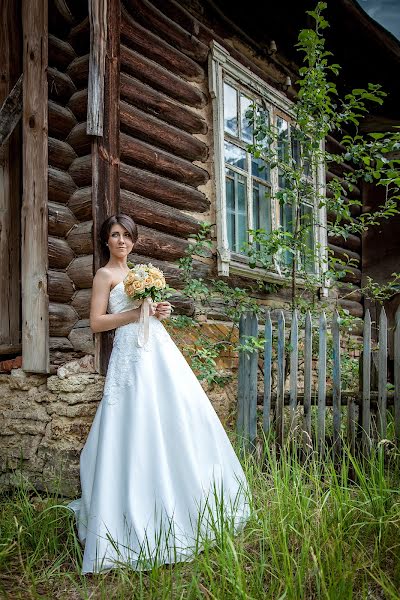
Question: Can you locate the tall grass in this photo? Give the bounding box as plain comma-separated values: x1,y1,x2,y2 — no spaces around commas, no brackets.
1,439,399,599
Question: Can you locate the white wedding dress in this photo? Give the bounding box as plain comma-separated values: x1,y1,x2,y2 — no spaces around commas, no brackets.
68,282,251,573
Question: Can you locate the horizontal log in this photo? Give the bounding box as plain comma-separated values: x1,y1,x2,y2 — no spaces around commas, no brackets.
121,45,206,109
326,170,361,198
48,167,77,204
48,201,78,236
48,136,77,170
49,336,74,350
67,88,88,120
69,154,92,187
71,288,92,318
66,122,91,155
124,0,209,63
328,160,355,177
48,67,76,102
167,294,195,316
68,186,92,220
328,243,361,266
49,302,79,337
68,17,90,54
333,264,362,285
48,100,77,140
68,326,94,354
48,33,76,69
120,133,209,187
48,236,75,269
120,101,207,162
48,269,75,303
67,220,93,254
127,253,211,288
335,283,362,303
327,231,361,253
325,134,346,155
121,7,204,83
0,74,22,147
67,254,93,288
120,73,207,135
120,189,200,238
135,224,189,261
338,298,364,318
67,54,89,87
120,162,210,212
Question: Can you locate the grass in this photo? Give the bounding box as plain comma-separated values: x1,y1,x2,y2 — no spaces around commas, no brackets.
0,438,400,600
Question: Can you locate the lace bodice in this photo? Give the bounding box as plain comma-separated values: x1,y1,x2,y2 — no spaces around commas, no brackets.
108,281,141,314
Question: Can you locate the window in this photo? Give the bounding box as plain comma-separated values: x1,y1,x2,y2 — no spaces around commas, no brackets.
209,41,327,283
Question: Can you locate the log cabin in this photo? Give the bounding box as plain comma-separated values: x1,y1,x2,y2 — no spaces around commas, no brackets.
0,0,399,492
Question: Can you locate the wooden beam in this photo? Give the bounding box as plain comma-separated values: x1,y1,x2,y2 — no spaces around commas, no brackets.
22,0,49,373
0,74,22,147
87,0,107,135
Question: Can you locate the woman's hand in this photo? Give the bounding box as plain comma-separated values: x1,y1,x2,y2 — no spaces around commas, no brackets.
154,301,172,321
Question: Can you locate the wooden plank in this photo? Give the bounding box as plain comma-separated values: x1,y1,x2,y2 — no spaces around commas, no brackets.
263,310,272,436
317,312,327,456
303,311,312,451
378,307,388,439
276,310,285,448
332,310,341,455
92,0,120,374
237,313,248,444
289,309,298,436
347,396,356,455
362,310,372,454
248,313,259,450
395,307,400,445
0,74,22,147
87,0,107,135
22,0,49,373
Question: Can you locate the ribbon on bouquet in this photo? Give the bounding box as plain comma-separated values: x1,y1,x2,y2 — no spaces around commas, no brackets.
137,297,152,348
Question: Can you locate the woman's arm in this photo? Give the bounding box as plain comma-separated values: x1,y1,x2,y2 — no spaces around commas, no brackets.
89,269,141,333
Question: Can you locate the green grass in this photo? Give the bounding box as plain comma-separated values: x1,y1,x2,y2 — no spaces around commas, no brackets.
1,438,400,600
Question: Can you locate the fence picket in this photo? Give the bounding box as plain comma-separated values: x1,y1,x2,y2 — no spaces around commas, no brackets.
378,308,388,439
332,310,341,455
248,313,259,449
303,311,312,452
263,311,272,436
237,313,248,442
289,309,298,436
362,310,372,454
395,307,400,445
318,312,327,455
276,310,285,447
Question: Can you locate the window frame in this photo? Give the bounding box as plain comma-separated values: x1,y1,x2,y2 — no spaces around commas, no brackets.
208,41,328,288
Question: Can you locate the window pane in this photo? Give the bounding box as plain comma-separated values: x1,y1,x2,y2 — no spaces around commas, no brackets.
277,117,289,188
301,203,315,272
224,141,246,171
225,173,235,251
237,176,248,252
291,128,301,169
253,182,271,233
223,83,238,137
280,202,294,267
251,155,270,181
240,94,253,143
225,170,248,253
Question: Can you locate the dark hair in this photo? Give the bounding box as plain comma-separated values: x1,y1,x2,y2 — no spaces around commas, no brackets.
100,214,138,251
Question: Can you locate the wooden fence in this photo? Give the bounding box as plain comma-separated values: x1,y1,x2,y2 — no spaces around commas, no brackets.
237,308,400,455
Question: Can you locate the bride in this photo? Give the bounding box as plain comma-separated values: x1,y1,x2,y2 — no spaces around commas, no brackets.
68,214,251,573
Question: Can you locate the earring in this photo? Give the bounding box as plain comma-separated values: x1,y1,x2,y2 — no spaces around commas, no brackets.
106,243,109,247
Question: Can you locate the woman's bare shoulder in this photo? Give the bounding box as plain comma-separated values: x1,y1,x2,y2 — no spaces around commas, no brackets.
93,267,113,288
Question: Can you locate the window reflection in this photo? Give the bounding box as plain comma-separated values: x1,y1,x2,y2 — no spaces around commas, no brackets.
223,83,238,137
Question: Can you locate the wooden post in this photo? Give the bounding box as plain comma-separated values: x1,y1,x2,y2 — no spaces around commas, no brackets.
317,312,327,456
303,311,312,452
362,310,372,454
91,0,121,374
289,309,298,437
394,307,400,445
21,0,49,372
263,310,272,437
87,0,108,136
276,311,285,448
332,311,341,456
378,307,388,439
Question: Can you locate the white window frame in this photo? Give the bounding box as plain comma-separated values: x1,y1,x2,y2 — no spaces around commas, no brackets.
209,40,328,287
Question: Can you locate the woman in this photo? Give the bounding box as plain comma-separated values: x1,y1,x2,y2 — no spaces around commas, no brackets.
69,214,251,573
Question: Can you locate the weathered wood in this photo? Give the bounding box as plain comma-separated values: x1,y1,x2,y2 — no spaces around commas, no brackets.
333,264,362,286
87,0,107,135
71,288,92,319
120,189,200,238
120,163,209,213
237,314,246,439
67,220,93,255
347,396,356,455
54,0,74,25
276,311,285,448
248,314,259,448
121,7,204,84
67,54,90,87
326,134,346,155
68,88,88,120
120,73,207,135
135,225,189,261
48,167,77,204
68,186,92,220
69,154,92,186
48,136,77,170
66,122,91,156
121,45,207,109
318,312,327,456
394,307,400,445
338,299,363,318
124,0,209,63
48,100,77,139
378,308,388,439
48,67,76,102
48,269,75,303
22,0,49,373
120,132,209,187
303,311,312,452
263,310,272,436
48,33,76,69
362,310,372,454
326,170,361,198
289,309,298,435
328,232,361,253
48,201,78,237
237,312,258,450
332,310,342,455
68,325,94,354
49,302,79,337
0,74,22,147
67,254,94,288
48,236,75,269
49,336,73,351
68,17,90,54
120,101,208,162
336,283,363,303
328,243,361,267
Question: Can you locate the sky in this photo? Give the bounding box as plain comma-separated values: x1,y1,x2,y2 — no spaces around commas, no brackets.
356,0,400,40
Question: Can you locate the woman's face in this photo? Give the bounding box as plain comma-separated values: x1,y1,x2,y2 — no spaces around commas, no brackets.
107,223,134,258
